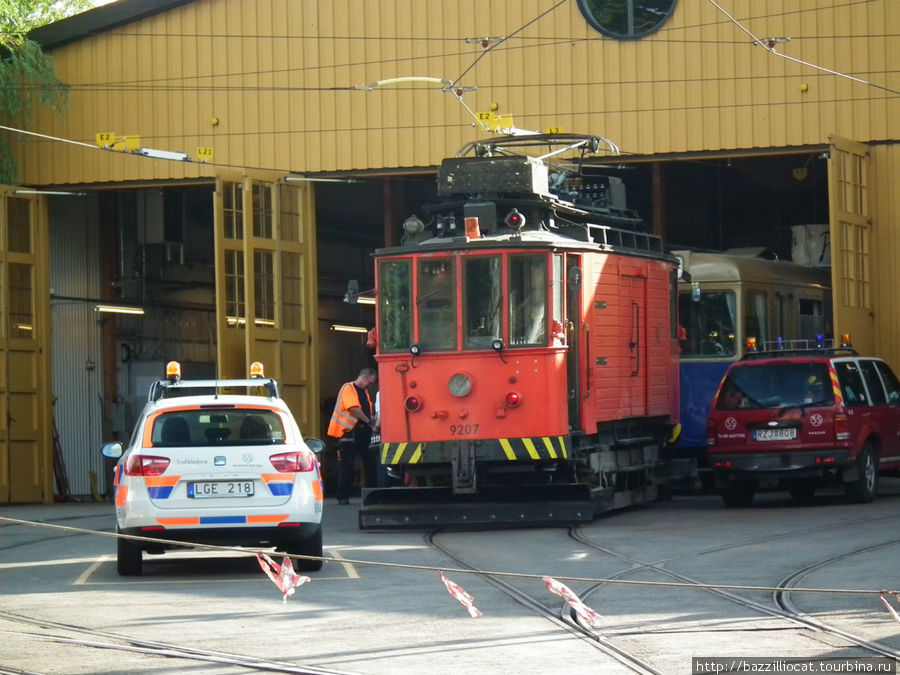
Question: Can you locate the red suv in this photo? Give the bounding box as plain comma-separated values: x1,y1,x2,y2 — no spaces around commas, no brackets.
706,344,900,507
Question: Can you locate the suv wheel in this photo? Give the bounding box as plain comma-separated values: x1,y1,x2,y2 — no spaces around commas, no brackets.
846,443,878,504
117,529,143,576
288,527,323,572
721,482,755,508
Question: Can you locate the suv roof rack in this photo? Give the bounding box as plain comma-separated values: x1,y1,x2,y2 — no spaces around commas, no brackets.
149,377,279,402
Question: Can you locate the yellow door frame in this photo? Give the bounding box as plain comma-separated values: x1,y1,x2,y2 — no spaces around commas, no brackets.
213,173,320,437
0,189,52,503
827,136,873,355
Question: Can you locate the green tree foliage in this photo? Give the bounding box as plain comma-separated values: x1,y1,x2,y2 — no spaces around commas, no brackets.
0,0,94,183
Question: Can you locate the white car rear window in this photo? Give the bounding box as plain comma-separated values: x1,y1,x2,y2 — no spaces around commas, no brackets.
151,409,285,447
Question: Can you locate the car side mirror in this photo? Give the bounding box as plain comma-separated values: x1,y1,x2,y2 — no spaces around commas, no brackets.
304,438,326,454
101,442,124,459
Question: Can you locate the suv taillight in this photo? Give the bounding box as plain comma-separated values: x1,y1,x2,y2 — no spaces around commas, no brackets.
124,455,170,476
833,413,850,441
270,451,315,473
706,419,717,446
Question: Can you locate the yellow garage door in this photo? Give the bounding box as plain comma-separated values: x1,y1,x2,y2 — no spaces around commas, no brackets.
213,176,320,437
827,136,873,355
0,191,52,503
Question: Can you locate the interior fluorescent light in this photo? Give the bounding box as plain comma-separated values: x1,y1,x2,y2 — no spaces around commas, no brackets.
225,317,275,327
330,324,369,334
15,323,33,331
13,189,86,196
356,296,376,305
284,176,361,183
94,304,145,315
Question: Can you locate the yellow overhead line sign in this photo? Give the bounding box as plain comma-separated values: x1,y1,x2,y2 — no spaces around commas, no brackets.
96,132,140,152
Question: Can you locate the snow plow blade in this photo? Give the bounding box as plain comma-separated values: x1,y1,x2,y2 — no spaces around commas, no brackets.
358,484,611,530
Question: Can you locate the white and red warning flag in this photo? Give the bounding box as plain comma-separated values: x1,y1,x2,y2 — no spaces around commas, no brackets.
880,594,900,625
440,571,483,617
543,575,602,628
257,552,311,602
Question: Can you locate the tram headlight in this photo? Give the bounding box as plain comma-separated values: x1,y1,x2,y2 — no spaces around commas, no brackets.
402,215,425,236
448,373,472,397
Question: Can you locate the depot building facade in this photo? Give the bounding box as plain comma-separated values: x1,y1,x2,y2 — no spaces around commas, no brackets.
1,0,897,502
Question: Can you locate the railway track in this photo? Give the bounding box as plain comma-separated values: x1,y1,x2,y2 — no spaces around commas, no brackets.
774,540,900,659
0,610,356,675
1,515,353,674
568,526,900,660
425,530,665,675
3,494,898,673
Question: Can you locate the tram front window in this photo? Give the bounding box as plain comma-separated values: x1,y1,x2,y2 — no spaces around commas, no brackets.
678,290,736,357
509,255,547,346
378,260,412,352
463,256,501,349
417,258,457,350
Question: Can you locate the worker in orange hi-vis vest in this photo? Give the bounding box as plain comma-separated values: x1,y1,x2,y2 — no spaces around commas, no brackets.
327,367,378,504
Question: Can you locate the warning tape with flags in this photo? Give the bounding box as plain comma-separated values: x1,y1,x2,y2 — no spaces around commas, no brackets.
881,594,900,624
543,575,603,628
257,552,311,602
440,571,483,617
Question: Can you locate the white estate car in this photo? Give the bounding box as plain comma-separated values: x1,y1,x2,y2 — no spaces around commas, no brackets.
101,362,325,576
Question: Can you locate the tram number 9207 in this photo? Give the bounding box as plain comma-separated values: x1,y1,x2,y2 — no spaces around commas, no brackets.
449,424,479,436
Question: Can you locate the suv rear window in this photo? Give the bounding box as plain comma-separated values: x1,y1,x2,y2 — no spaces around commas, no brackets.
151,409,285,447
716,362,834,411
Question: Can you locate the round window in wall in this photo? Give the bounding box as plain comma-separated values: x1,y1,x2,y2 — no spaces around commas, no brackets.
578,0,678,40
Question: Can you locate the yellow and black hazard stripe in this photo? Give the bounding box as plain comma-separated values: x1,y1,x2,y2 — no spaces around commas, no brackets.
498,436,569,461
380,436,571,465
380,442,426,466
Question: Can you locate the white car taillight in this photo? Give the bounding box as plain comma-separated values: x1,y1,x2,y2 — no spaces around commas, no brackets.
269,451,315,473
124,455,170,476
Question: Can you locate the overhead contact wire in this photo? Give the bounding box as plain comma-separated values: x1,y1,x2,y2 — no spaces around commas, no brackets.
449,0,570,90
706,0,900,96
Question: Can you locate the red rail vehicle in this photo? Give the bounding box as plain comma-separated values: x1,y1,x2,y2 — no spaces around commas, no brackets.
360,134,680,529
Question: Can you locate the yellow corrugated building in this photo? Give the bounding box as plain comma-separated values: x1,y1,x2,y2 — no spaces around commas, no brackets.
2,0,898,501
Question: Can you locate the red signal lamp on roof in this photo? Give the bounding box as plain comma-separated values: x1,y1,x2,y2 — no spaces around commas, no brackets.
505,208,525,230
